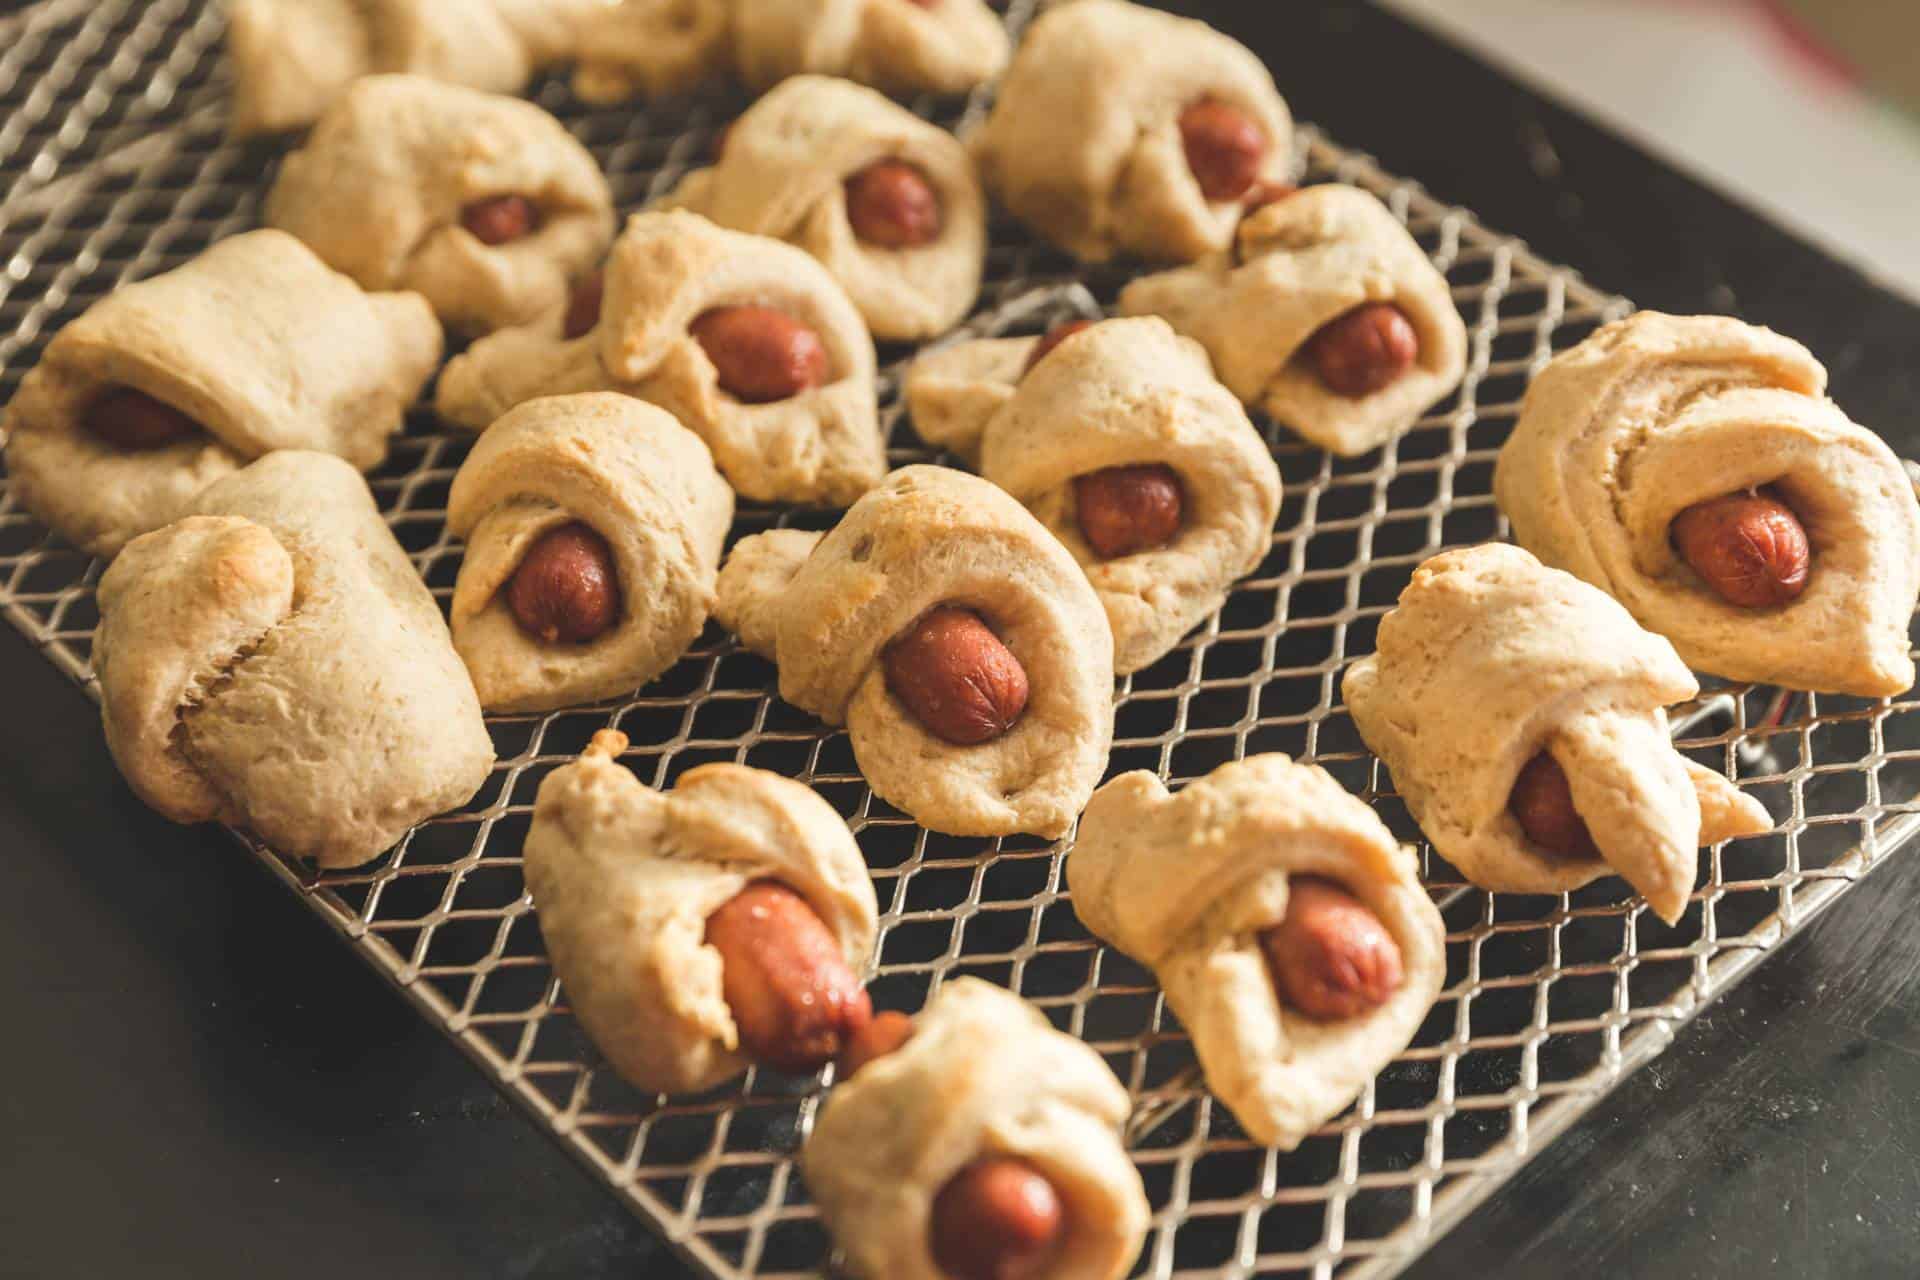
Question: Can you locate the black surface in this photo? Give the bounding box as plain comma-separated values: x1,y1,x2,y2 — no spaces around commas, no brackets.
6,3,1920,1278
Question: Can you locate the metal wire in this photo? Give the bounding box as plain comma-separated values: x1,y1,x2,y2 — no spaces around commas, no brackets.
4,2,1919,1277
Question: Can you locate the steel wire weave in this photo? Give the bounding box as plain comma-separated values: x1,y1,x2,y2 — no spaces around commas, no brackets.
4,2,1920,1277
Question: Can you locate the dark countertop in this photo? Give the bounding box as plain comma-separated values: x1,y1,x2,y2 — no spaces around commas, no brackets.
5,3,1920,1278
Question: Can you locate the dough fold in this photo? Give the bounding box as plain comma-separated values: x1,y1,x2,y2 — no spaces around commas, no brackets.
1070,755,1446,1150
267,75,614,337
1495,311,1920,696
802,977,1148,1280
227,0,582,136
3,230,440,558
713,466,1115,838
93,452,494,869
446,393,733,712
568,0,1008,104
1342,544,1773,924
1120,183,1468,455
905,317,1281,673
437,210,885,507
524,730,878,1094
973,0,1293,264
659,75,984,341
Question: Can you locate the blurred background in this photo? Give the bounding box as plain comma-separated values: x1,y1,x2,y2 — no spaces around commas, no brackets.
1379,0,1920,303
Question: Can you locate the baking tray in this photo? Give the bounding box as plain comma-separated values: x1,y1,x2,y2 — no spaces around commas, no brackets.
4,1,1920,1276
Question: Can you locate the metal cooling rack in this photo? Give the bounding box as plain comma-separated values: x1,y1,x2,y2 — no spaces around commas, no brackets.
5,1,1920,1276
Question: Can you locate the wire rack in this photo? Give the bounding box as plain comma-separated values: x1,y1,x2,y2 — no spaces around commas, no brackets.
5,2,1920,1277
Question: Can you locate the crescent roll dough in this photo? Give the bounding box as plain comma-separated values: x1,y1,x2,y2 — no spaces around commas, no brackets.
1070,755,1446,1151
227,0,580,136
803,977,1148,1280
3,230,440,558
267,75,614,337
1342,544,1773,924
904,317,1281,673
974,0,1294,264
568,0,1009,104
524,729,878,1094
437,210,885,507
713,466,1115,838
93,452,494,869
659,75,985,342
446,393,732,712
1120,183,1469,455
1495,311,1920,697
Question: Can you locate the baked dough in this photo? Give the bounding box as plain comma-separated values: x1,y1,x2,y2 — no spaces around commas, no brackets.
92,452,494,869
3,229,440,558
568,0,1009,104
802,977,1148,1280
1495,311,1920,696
973,0,1293,264
445,393,733,712
1120,183,1469,455
437,210,885,507
659,75,984,342
1070,755,1446,1150
267,75,614,337
1342,544,1774,923
904,316,1281,673
524,729,878,1094
227,0,581,136
713,465,1114,838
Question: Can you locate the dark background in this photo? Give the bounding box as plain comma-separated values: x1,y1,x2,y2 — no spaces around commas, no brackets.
5,2,1920,1277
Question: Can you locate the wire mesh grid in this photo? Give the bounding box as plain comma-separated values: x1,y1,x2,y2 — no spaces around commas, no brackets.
5,1,1920,1276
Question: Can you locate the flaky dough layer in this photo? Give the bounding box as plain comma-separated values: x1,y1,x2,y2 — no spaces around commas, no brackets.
93,452,494,869
1121,183,1468,455
1071,755,1446,1150
437,210,884,507
1342,544,1773,923
525,730,877,1094
4,230,440,558
803,978,1148,1280
974,0,1293,264
568,0,1008,104
446,393,732,712
268,75,614,337
905,317,1281,673
227,0,581,136
714,466,1115,838
660,75,984,342
1495,311,1920,696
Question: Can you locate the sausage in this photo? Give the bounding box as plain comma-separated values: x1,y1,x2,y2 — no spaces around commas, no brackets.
704,881,873,1075
1022,320,1095,375
882,606,1030,746
1179,98,1268,202
461,194,541,246
1073,463,1185,560
929,1156,1067,1280
1305,302,1419,397
1669,488,1810,608
1259,875,1404,1022
845,160,944,249
838,1009,915,1079
505,521,621,645
690,306,831,404
83,387,199,450
562,269,605,340
1508,751,1600,859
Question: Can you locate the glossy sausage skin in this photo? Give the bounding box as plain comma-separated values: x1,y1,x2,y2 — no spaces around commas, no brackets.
929,1156,1067,1280
704,881,873,1075
1260,875,1404,1022
1508,751,1600,859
